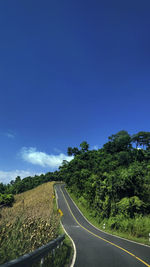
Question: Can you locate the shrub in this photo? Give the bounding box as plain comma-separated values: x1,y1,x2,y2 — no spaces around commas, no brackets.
117,196,144,218
0,193,14,206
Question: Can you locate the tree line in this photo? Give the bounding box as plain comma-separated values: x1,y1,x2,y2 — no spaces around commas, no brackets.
0,172,59,206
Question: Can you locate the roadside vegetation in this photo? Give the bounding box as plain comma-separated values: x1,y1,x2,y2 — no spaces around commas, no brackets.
0,182,59,264
69,189,150,245
0,181,73,266
0,193,14,207
59,131,150,245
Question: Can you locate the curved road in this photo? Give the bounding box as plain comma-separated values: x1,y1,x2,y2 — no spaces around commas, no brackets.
55,184,150,267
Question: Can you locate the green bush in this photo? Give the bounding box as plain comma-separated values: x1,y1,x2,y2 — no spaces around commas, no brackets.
78,196,87,207
117,196,144,218
0,193,14,206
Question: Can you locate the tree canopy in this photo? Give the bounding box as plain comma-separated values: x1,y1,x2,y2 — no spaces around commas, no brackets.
59,130,150,220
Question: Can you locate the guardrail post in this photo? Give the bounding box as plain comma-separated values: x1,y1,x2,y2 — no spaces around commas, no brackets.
51,248,55,265
40,257,44,266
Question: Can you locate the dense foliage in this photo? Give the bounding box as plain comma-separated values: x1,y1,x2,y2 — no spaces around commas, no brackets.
0,193,14,207
59,131,150,224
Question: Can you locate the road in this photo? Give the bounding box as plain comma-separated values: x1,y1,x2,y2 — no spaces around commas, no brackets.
55,184,150,267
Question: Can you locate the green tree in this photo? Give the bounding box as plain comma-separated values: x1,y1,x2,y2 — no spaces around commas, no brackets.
67,146,80,156
104,130,131,153
132,131,150,149
80,141,89,153
67,147,73,156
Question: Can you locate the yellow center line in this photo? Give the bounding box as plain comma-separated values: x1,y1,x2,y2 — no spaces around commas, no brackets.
60,187,150,267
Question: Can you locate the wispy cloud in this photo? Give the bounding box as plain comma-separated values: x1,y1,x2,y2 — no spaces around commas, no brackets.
53,148,62,154
6,133,15,139
0,170,41,184
20,147,74,168
4,131,15,139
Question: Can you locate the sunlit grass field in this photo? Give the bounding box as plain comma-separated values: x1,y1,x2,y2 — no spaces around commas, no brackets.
0,182,60,264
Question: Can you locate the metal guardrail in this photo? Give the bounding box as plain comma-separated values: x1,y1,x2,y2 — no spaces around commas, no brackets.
0,234,65,267
0,204,7,209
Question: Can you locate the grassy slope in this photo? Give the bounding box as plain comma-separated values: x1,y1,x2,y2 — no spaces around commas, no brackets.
68,189,150,246
0,182,64,264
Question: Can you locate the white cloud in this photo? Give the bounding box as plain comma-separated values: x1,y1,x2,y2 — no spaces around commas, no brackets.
0,170,41,184
92,145,99,150
20,147,74,168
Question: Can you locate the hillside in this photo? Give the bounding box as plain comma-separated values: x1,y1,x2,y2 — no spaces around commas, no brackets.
0,182,60,264
59,131,150,244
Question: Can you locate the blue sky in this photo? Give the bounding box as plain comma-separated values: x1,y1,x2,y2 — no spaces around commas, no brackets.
0,0,150,183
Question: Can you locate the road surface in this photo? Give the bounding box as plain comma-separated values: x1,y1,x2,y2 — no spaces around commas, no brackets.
55,184,150,267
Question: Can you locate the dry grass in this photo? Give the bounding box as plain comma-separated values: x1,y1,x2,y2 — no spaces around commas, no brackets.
0,182,60,264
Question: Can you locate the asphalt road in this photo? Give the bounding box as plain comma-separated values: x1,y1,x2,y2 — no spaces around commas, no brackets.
55,184,150,267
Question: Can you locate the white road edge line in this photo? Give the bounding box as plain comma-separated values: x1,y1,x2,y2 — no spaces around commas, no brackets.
64,186,150,249
60,221,77,267
54,185,77,267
